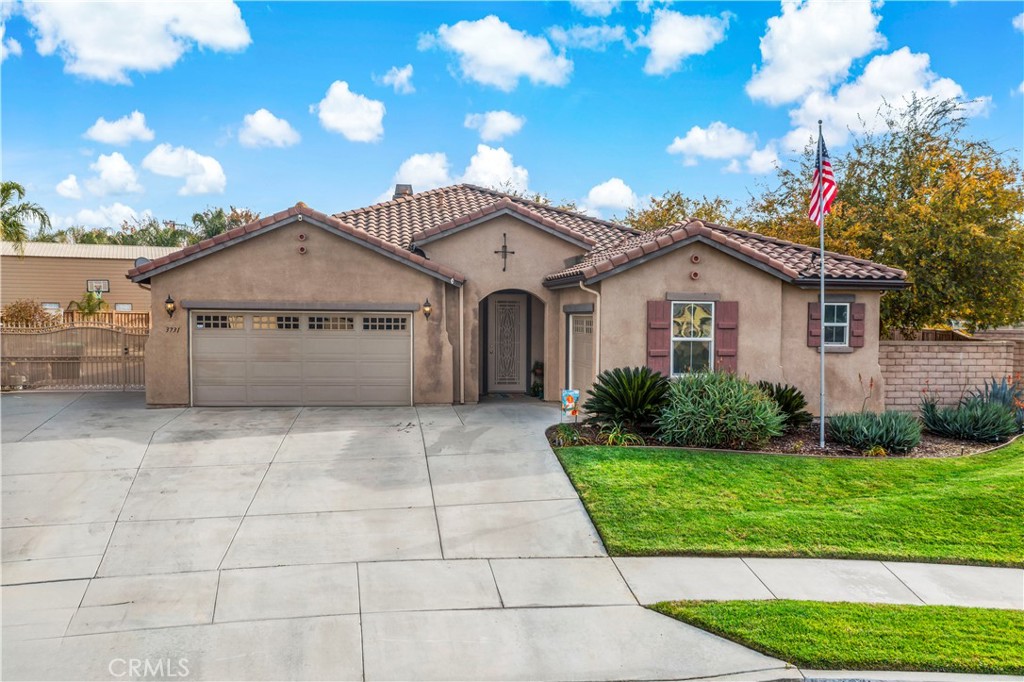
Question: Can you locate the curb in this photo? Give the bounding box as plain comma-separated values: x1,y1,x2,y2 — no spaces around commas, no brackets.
801,670,1023,682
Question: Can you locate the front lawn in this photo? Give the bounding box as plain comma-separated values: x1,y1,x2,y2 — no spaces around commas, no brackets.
653,600,1024,675
555,440,1023,566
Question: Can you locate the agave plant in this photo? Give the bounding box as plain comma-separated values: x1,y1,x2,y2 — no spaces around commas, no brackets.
757,381,813,432
966,376,1024,432
582,366,670,429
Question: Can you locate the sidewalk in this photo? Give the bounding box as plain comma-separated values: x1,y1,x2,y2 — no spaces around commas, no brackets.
614,556,1024,609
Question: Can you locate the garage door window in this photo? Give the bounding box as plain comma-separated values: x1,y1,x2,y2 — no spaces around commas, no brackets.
195,314,243,329
253,315,300,330
363,316,407,331
309,315,354,330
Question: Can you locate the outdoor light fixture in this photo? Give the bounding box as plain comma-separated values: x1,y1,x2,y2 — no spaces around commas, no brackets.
422,298,432,320
164,295,176,318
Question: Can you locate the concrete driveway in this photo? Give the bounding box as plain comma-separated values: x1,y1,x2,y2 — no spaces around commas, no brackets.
2,392,791,681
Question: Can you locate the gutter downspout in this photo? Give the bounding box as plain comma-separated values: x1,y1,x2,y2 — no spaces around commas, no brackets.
578,281,601,374
459,285,465,404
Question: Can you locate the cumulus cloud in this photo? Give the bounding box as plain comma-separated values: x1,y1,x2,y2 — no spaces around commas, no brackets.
667,122,756,165
784,47,985,150
312,81,386,143
635,9,730,75
84,152,142,196
569,0,621,18
746,0,886,106
20,0,250,84
1014,12,1024,32
141,144,226,195
420,15,572,91
464,111,526,142
1,23,22,62
745,144,780,174
379,64,415,94
238,109,300,148
547,24,626,51
375,144,529,202
83,111,154,146
583,178,638,215
375,152,453,202
58,203,150,230
56,174,82,199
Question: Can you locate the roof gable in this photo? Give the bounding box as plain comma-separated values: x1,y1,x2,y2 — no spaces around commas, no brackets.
411,198,596,250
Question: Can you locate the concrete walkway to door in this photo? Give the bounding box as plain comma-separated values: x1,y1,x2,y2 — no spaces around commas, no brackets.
2,392,793,681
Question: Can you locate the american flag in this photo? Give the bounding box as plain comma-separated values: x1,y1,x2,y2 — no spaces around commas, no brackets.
807,136,837,223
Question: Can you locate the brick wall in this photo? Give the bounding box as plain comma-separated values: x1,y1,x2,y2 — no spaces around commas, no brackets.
879,340,1017,411
973,329,1024,379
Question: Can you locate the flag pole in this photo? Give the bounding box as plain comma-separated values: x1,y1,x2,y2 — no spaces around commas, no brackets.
817,119,826,448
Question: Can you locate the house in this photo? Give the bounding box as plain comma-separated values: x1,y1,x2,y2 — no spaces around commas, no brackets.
127,184,907,412
1,241,178,314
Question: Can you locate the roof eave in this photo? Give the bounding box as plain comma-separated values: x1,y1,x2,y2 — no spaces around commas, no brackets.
793,278,909,291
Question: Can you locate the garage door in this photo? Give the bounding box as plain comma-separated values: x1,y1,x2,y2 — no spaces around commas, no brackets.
190,311,411,406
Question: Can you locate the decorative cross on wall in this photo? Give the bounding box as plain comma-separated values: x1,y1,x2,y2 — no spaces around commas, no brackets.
494,232,516,272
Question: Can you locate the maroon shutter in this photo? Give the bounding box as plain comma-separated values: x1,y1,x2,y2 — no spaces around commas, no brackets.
647,300,671,375
807,302,821,347
715,301,739,373
850,302,866,348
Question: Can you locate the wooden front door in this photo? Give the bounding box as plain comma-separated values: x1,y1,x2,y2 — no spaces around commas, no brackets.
487,294,528,393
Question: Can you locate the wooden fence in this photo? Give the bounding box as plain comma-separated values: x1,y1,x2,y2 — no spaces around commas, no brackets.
62,311,150,328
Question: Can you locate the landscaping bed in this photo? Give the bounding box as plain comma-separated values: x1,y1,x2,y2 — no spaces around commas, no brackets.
652,600,1024,676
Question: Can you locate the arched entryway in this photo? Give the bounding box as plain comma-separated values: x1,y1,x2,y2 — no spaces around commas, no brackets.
479,289,545,396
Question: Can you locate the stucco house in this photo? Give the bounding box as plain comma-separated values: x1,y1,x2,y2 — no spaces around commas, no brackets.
128,184,907,412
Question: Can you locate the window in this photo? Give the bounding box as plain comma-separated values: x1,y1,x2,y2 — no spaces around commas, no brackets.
823,303,849,346
309,315,354,331
253,315,300,330
195,314,243,329
362,316,407,331
572,317,593,335
114,303,133,312
671,302,714,374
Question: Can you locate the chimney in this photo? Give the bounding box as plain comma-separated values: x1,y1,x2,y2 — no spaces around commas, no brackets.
393,184,413,200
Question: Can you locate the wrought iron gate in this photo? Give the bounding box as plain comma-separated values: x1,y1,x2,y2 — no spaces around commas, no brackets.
1,323,148,390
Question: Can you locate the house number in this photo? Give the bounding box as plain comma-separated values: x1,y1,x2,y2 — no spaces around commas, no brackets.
165,326,181,334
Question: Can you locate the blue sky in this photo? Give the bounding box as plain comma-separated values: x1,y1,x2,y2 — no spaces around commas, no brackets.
2,0,1022,230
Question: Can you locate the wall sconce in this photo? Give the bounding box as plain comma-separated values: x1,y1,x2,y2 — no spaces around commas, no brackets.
164,295,176,318
422,298,432,320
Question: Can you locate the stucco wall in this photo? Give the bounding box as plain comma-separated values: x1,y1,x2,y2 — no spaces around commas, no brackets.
593,241,886,414
422,214,587,402
144,220,454,406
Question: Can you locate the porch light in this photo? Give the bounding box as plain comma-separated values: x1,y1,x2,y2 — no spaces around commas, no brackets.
164,295,176,318
422,298,432,320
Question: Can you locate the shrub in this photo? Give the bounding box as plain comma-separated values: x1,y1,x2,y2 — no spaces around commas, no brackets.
966,376,1024,433
551,423,588,447
757,381,813,432
1,299,54,327
921,397,1019,443
828,411,922,454
583,366,670,429
598,421,646,447
656,372,785,449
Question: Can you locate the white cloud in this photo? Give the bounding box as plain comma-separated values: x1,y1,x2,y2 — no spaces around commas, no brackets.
312,81,385,143
20,0,250,84
464,111,526,142
569,0,621,18
238,109,300,148
583,178,638,214
745,144,780,174
746,0,886,106
460,144,529,192
635,9,730,75
379,64,415,94
83,111,155,146
548,24,626,51
59,203,150,229
1,23,22,62
1014,12,1024,32
723,159,742,174
84,152,142,196
421,15,572,91
784,47,984,151
55,174,82,199
667,122,756,165
141,144,226,195
375,152,453,202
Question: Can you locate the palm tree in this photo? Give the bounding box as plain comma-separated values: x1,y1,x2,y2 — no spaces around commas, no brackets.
66,291,110,318
1,181,51,253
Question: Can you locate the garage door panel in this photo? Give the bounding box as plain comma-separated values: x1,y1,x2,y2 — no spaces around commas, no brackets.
195,336,247,356
247,384,305,405
355,384,410,405
248,361,302,381
359,361,410,382
303,360,359,381
248,337,303,357
193,360,248,381
193,384,248,406
303,336,360,356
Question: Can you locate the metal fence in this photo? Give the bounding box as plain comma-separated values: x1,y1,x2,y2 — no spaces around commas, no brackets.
1,323,148,390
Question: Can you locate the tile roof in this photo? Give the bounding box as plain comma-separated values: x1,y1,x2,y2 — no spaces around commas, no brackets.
410,197,597,248
335,184,636,250
1,241,179,260
544,219,908,287
126,204,466,285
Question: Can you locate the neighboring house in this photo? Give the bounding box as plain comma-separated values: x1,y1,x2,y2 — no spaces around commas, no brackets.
128,184,907,411
1,241,178,313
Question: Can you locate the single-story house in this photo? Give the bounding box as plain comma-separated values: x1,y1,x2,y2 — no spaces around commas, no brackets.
128,184,907,412
2,241,178,313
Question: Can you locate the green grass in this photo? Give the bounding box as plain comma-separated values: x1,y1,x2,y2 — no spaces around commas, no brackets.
555,439,1024,566
652,600,1024,675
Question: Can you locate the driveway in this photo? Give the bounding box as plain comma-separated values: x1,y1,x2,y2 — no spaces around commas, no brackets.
2,392,791,681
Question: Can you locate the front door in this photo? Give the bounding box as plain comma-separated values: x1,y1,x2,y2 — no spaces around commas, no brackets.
487,293,528,393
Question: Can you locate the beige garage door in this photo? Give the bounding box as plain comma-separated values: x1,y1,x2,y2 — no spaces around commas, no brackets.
191,311,411,406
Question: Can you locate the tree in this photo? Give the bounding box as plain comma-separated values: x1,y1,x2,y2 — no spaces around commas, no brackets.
624,191,739,232
745,96,1024,334
66,291,109,317
116,217,193,247
492,181,579,212
34,225,119,244
1,300,54,327
1,181,51,252
190,206,261,241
